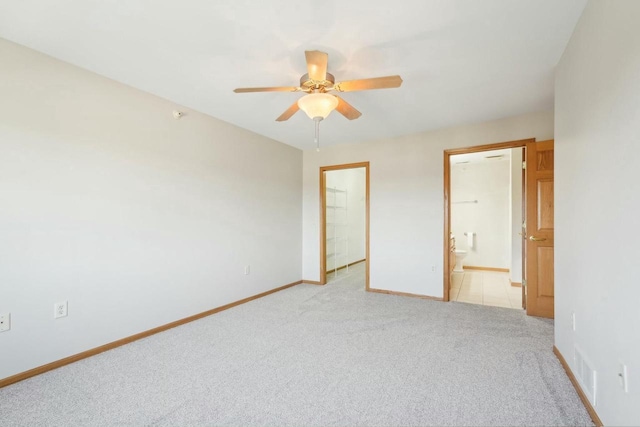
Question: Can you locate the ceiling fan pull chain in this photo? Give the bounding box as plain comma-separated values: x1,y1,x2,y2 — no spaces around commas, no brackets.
314,117,322,152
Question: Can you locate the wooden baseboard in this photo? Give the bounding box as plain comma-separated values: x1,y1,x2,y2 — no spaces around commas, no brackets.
368,288,443,301
463,266,509,273
302,280,322,286
553,346,603,427
0,279,303,389
510,281,522,287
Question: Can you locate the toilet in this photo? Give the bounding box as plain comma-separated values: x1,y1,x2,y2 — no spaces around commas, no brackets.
453,249,467,272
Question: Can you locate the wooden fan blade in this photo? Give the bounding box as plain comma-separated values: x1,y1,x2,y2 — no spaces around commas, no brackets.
334,75,403,92
334,96,362,120
234,86,299,93
275,101,300,121
305,50,328,81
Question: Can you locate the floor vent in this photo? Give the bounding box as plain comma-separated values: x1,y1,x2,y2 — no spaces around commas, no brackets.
574,346,597,406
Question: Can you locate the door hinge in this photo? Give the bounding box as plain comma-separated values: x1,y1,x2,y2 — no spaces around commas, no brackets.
522,161,526,170
522,280,527,288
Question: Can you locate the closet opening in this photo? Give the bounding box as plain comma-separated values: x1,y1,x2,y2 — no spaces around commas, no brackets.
319,162,369,288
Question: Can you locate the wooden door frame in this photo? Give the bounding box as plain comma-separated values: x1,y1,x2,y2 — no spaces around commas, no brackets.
320,162,370,288
443,139,534,301
520,147,527,309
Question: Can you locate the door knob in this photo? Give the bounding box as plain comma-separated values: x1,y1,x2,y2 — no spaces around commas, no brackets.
529,236,547,241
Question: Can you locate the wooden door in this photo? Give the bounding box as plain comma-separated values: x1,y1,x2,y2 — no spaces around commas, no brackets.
525,140,554,318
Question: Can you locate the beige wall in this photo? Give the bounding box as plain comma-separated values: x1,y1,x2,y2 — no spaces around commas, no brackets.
555,1,640,424
0,39,302,380
302,110,553,296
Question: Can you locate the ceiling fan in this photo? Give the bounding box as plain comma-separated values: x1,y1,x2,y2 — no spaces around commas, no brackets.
233,50,403,150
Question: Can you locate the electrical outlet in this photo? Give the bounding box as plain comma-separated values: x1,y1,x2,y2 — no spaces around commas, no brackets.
54,301,68,319
244,265,250,275
572,312,576,331
0,313,10,332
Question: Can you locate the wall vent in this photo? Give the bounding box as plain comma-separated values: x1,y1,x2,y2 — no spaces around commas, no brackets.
574,346,597,406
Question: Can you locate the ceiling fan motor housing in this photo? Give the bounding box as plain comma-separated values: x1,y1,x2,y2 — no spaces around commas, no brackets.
300,72,335,92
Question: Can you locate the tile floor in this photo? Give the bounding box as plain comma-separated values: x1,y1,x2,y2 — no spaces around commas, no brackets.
450,270,523,309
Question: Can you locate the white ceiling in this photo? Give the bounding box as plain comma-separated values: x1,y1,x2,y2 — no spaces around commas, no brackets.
0,0,587,150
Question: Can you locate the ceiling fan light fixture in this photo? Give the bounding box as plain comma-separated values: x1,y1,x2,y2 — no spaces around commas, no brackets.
297,93,338,120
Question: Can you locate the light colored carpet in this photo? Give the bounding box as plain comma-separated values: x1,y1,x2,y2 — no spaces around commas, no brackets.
0,263,592,426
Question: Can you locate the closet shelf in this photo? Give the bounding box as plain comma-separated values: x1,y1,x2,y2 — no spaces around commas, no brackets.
326,185,349,278
326,252,346,259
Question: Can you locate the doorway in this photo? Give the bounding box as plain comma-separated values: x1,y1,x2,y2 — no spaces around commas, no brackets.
320,162,369,288
443,139,532,304
445,138,555,319
448,147,524,309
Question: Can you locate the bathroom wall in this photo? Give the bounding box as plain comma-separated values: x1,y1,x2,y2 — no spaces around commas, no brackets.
450,156,511,269
509,148,523,283
325,168,366,269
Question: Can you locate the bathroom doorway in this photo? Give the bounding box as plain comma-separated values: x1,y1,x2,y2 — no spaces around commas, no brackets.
320,162,369,288
443,139,531,307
